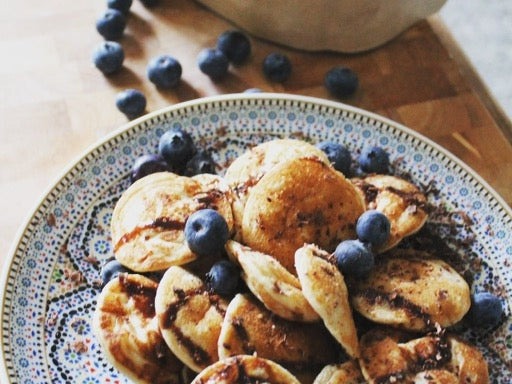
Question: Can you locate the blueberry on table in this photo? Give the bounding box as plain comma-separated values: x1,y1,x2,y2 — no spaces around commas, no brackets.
185,209,230,257
356,210,391,248
92,41,124,75
158,128,196,171
131,154,170,182
316,141,352,176
115,89,147,119
358,145,390,174
107,0,133,14
334,239,375,278
100,258,133,286
184,150,216,176
466,291,504,328
96,9,126,40
197,48,229,80
324,66,359,98
217,30,251,65
205,260,241,297
147,55,182,89
262,52,292,83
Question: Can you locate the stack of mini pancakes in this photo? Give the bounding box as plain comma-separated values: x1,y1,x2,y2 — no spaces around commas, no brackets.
93,139,489,384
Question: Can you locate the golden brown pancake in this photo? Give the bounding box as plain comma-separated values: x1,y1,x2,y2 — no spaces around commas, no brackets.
242,156,365,273
111,172,233,272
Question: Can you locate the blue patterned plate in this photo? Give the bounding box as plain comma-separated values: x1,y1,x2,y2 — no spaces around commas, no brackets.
1,94,510,383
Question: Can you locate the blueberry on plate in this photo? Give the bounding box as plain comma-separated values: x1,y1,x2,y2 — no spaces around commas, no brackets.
466,291,504,328
205,260,241,297
358,145,390,174
334,239,374,278
115,89,147,119
147,55,182,89
262,52,292,83
324,66,359,98
197,48,229,80
243,88,263,93
100,258,133,286
356,210,391,248
184,150,216,176
217,30,251,65
131,154,170,182
316,141,352,176
96,8,126,40
107,0,133,13
158,128,196,171
92,41,124,75
184,209,230,257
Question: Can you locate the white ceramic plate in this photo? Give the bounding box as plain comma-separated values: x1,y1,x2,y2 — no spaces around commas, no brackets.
1,94,510,383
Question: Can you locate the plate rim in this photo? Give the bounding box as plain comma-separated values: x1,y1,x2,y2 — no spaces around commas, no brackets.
1,92,510,382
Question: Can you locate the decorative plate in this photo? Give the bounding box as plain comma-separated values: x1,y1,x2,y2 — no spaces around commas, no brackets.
0,93,510,383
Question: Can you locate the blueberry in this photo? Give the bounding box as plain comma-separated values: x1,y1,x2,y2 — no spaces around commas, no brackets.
334,239,374,278
243,88,263,93
158,128,196,171
139,0,158,7
358,146,390,174
115,89,147,119
205,260,241,296
324,66,359,98
96,9,126,40
185,209,230,257
262,52,292,83
184,150,216,176
217,30,251,65
356,210,391,248
92,41,124,75
100,258,133,286
316,141,352,175
466,292,504,328
107,0,133,13
131,154,170,182
197,48,229,80
147,55,182,89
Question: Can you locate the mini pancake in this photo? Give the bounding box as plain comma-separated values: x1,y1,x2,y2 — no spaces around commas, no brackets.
218,294,339,376
313,361,365,384
352,174,428,251
111,172,233,272
242,157,365,273
358,328,489,384
225,240,320,322
155,266,229,373
191,355,301,384
351,253,471,331
92,273,183,384
224,139,330,240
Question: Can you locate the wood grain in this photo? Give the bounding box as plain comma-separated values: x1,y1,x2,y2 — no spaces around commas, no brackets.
1,0,511,270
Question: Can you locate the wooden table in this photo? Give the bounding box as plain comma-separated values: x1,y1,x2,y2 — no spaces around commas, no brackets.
1,0,511,272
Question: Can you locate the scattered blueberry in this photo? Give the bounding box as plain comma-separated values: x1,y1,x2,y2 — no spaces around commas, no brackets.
466,291,504,328
100,258,133,286
358,146,390,174
262,52,292,83
96,9,127,40
324,66,359,98
185,209,230,257
197,48,229,80
205,260,241,296
217,30,251,65
356,210,391,248
92,41,125,75
158,128,196,170
243,88,263,93
115,89,147,119
334,239,374,278
184,150,216,176
147,55,182,89
131,154,170,182
107,0,133,13
316,141,352,175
